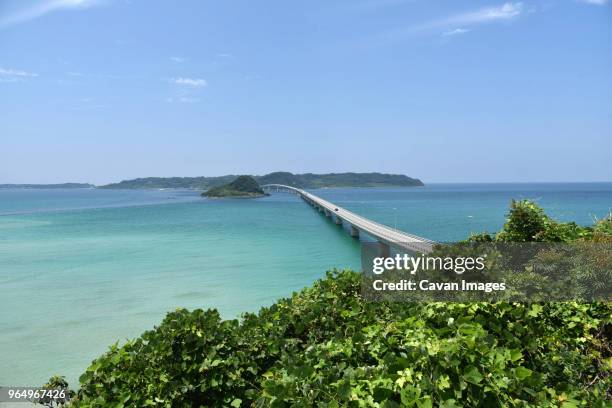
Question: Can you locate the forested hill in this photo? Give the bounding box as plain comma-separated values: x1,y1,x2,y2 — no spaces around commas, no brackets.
203,175,268,198
97,176,237,190
257,172,423,188
98,172,424,189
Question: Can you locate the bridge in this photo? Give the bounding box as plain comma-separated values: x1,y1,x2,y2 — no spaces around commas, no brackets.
261,184,435,255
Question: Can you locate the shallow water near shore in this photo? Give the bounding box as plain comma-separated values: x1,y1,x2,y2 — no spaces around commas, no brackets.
0,183,610,387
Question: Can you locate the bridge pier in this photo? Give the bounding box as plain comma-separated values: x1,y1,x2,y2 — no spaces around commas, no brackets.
325,209,331,218
335,216,342,225
377,241,391,258
350,225,359,238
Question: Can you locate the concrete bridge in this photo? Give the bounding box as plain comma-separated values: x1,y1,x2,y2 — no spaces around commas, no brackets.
261,184,435,255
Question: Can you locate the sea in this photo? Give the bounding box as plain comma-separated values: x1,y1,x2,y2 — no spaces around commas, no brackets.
0,183,610,387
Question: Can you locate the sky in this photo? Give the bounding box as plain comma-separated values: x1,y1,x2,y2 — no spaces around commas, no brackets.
0,0,610,185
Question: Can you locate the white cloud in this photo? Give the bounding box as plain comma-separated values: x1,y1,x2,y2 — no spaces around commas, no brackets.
0,0,104,29
382,2,523,40
170,56,187,63
0,67,38,82
577,0,608,5
0,67,39,77
378,2,524,41
436,2,523,27
171,77,207,87
442,28,471,37
167,77,206,103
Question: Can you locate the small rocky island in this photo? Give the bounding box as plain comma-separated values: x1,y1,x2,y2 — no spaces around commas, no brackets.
202,175,269,198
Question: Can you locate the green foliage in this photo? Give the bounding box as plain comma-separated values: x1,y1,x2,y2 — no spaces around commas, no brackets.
496,200,548,242
203,175,268,198
39,375,74,407
71,270,611,407
466,232,494,243
463,201,610,303
495,200,592,243
593,213,612,236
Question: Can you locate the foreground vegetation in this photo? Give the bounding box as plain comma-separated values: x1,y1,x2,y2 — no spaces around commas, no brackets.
67,273,609,407
56,201,610,407
469,200,612,243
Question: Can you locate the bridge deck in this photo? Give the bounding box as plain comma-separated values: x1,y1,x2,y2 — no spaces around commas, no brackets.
262,184,435,254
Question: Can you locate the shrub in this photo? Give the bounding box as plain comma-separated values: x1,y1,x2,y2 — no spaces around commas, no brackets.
70,270,611,407
494,200,593,243
496,200,549,242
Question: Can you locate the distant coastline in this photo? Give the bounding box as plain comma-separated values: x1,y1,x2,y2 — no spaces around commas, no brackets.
0,172,424,191
98,172,424,190
0,183,94,189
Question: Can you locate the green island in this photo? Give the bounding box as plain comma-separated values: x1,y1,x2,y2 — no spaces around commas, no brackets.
203,176,269,198
97,172,424,190
44,201,611,407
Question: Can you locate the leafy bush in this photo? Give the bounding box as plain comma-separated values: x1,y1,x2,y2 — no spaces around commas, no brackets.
495,200,548,242
593,213,612,236
39,375,74,407
495,200,594,243
466,199,604,243
70,269,611,407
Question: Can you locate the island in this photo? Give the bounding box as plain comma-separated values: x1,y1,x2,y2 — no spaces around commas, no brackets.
202,175,269,198
98,172,424,190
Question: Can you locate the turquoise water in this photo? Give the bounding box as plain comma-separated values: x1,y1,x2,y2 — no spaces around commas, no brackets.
315,183,612,242
0,183,610,387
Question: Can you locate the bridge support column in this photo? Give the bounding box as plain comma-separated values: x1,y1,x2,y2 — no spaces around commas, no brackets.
335,217,342,225
325,210,331,218
377,241,391,258
350,225,359,238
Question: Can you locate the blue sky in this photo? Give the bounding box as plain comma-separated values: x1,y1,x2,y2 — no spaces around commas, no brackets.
1,0,610,184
